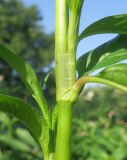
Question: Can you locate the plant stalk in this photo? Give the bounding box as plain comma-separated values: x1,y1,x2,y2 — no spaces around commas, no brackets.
55,101,73,160
55,0,84,160
55,0,69,100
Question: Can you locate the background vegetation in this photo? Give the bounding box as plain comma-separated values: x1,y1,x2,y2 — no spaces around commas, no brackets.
0,0,127,160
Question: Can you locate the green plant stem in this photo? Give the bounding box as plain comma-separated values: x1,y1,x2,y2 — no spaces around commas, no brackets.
55,0,74,159
55,101,73,160
68,2,83,53
55,1,84,160
55,0,68,100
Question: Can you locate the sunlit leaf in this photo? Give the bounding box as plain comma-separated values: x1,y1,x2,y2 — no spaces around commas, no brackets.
77,35,127,77
52,104,58,130
97,64,127,90
0,94,43,141
79,14,127,41
77,64,127,93
0,44,50,124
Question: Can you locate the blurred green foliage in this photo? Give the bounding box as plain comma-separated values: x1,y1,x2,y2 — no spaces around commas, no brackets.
72,86,127,160
0,113,43,160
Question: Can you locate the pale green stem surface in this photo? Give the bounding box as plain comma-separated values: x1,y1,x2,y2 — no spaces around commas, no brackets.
55,0,84,160
55,1,74,159
55,101,73,160
55,0,68,100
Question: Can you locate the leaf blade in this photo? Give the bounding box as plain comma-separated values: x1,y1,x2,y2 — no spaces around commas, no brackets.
51,104,58,130
97,63,127,89
79,14,127,41
80,64,127,92
0,44,50,125
0,94,43,141
77,35,127,77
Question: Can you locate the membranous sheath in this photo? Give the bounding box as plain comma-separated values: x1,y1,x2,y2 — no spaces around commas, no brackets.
55,52,76,100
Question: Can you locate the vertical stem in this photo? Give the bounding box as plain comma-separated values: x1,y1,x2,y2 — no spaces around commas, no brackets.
55,0,67,52
68,12,78,54
55,1,84,160
55,1,73,159
55,0,74,159
68,0,84,54
55,0,76,101
55,101,73,160
55,0,68,100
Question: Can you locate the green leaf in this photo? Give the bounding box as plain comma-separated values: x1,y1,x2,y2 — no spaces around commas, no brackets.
42,69,54,88
77,35,127,77
76,64,127,95
79,14,127,41
0,44,50,125
51,104,58,130
97,64,127,91
0,94,43,141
